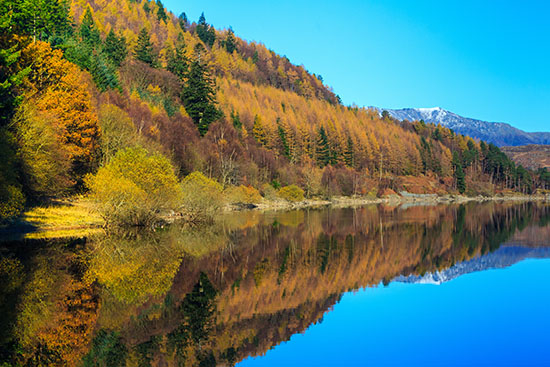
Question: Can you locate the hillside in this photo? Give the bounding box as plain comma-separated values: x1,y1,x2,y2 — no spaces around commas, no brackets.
1,0,550,224
501,145,550,170
374,107,550,147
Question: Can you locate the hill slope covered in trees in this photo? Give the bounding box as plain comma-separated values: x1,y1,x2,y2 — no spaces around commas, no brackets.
1,0,549,223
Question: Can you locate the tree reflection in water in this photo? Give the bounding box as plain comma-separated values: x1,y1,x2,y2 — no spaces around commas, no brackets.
1,202,549,366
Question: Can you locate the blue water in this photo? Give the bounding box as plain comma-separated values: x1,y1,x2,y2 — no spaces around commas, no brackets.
238,259,550,367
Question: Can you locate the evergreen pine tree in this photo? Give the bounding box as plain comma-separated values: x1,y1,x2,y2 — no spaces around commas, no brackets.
90,52,120,92
278,123,290,158
156,0,167,23
178,12,188,30
80,7,101,46
181,59,222,136
134,28,156,66
452,151,466,194
316,127,330,167
225,28,237,54
230,110,242,129
103,30,127,67
196,13,215,47
166,34,188,80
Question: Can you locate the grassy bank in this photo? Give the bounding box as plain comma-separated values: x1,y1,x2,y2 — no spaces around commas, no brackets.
0,198,103,240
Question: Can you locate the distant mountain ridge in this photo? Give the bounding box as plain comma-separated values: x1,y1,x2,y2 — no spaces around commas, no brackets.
373,107,550,147
394,245,550,285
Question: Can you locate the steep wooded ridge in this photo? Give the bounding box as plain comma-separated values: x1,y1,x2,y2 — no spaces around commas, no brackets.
1,0,550,222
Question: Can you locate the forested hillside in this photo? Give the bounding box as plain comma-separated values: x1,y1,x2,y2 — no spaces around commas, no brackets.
1,0,549,223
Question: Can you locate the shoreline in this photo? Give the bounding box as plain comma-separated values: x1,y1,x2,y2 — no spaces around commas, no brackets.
2,194,548,241
228,193,550,213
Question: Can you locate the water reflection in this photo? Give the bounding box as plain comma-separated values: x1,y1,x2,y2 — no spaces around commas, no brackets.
1,202,550,366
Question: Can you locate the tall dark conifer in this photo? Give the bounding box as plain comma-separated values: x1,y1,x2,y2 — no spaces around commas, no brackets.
181,56,222,136
134,28,156,66
103,29,127,67
316,127,330,167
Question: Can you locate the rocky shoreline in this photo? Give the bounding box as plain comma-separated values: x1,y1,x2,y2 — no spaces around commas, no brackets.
227,192,550,212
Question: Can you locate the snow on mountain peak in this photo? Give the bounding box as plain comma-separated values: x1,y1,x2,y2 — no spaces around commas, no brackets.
374,106,550,146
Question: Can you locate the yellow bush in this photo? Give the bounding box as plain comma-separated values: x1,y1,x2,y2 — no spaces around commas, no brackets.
180,172,224,223
87,147,179,227
225,185,262,204
278,185,305,202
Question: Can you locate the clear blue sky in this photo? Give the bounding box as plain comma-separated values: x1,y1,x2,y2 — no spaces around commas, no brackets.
163,0,550,132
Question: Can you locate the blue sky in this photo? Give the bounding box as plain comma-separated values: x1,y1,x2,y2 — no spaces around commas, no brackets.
163,0,549,132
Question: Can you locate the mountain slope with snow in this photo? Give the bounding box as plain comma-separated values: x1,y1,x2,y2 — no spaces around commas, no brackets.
394,245,550,285
374,107,550,147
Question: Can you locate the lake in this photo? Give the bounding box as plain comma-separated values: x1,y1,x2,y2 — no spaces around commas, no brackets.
1,202,550,366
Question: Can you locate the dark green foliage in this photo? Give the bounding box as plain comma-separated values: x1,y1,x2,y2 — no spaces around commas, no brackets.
316,127,330,167
90,52,120,92
134,28,157,67
156,0,167,23
81,329,127,367
452,151,466,194
135,336,161,367
103,30,127,67
0,128,25,221
181,59,223,136
166,34,188,80
196,13,216,47
80,8,101,47
178,12,188,30
63,9,121,92
178,272,217,345
230,110,242,129
278,123,290,158
0,37,29,126
224,28,237,54
9,0,71,41
252,50,259,64
143,0,150,13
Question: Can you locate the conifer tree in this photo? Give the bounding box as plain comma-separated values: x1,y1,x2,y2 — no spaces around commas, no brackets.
225,28,237,54
278,123,290,158
231,110,242,129
178,12,188,30
80,8,101,47
181,58,222,136
316,127,330,167
166,34,188,80
90,52,120,92
452,151,466,194
103,30,127,67
156,0,167,23
196,13,216,47
134,28,156,66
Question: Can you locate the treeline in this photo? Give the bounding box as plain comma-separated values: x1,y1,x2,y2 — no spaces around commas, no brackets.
1,0,548,224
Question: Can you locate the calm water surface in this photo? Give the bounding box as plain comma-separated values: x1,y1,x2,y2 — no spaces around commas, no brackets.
1,202,550,366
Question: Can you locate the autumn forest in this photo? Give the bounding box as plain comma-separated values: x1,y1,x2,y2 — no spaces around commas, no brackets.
1,0,550,224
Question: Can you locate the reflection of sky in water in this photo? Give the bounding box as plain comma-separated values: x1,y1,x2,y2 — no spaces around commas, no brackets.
239,258,550,367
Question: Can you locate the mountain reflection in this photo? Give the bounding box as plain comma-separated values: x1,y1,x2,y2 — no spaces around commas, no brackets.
1,202,550,366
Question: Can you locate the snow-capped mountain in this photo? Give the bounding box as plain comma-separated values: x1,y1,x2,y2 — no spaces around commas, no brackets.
373,107,550,147
394,245,550,285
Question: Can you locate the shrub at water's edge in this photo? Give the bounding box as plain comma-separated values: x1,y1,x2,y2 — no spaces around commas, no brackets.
278,185,305,202
86,147,179,227
180,172,225,224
